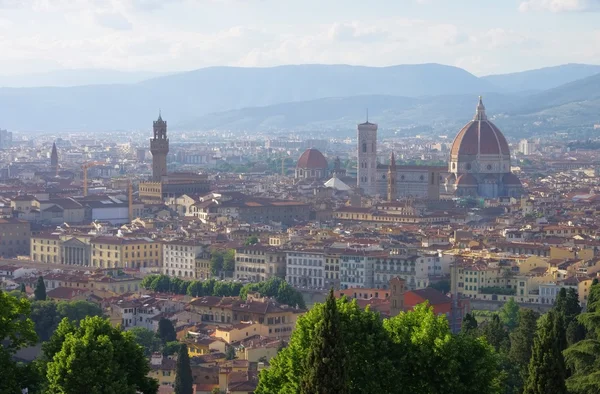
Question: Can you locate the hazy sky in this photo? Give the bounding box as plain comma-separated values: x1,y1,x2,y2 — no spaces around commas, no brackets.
0,0,599,76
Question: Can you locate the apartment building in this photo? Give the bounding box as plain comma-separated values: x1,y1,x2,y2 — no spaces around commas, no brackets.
286,249,325,289
162,239,205,279
234,245,286,282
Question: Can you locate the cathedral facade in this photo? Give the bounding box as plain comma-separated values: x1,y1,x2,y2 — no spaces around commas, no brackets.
357,120,442,200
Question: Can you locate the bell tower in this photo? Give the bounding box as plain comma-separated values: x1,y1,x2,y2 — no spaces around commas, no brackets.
150,112,169,182
50,142,59,176
357,113,378,196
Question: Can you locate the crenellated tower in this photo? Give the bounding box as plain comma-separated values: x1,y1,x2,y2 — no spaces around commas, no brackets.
150,112,169,182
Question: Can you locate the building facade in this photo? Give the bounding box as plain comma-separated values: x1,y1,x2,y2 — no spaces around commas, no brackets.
235,245,286,282
163,240,205,279
285,249,325,289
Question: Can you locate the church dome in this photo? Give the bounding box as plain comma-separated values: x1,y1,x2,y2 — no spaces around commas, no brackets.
456,173,478,187
503,173,522,185
297,148,328,169
450,97,510,157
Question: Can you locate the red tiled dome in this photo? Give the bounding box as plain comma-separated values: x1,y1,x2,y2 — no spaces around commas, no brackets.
456,173,478,186
503,173,522,185
450,97,510,157
297,148,328,169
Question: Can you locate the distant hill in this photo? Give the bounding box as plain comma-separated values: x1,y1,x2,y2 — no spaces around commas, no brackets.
481,63,600,93
178,93,516,132
0,64,495,132
0,69,168,88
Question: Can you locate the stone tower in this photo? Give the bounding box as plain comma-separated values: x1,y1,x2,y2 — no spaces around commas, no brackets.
357,118,378,196
387,152,397,202
50,142,59,176
150,113,169,182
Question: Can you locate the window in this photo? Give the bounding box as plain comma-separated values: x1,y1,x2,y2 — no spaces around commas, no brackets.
362,142,367,153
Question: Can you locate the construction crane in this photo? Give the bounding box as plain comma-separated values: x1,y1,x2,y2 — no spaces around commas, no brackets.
82,161,106,197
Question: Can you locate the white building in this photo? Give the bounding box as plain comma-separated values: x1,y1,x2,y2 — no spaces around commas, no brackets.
162,240,205,279
286,249,325,289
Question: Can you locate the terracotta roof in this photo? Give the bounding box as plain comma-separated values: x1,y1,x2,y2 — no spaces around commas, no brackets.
456,173,478,186
296,148,328,169
450,100,510,157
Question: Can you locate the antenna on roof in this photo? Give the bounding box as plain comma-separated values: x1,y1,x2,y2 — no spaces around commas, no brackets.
366,108,369,123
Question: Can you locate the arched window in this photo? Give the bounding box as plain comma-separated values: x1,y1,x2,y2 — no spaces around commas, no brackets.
362,142,367,153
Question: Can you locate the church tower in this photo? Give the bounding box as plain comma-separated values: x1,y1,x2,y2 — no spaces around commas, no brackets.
357,117,378,196
150,113,169,182
387,152,397,202
50,142,59,176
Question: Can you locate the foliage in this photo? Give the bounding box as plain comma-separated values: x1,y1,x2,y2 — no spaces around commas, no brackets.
480,286,516,295
174,344,193,394
480,314,510,353
157,318,177,344
20,283,26,293
130,327,162,357
244,235,259,246
523,311,567,394
508,308,539,392
225,345,236,360
210,249,236,276
0,290,38,394
499,298,520,331
30,300,103,341
300,289,348,394
256,299,501,394
240,277,306,309
428,279,450,294
34,276,46,301
141,275,242,297
461,313,478,334
555,288,582,325
45,316,158,394
563,282,600,393
163,341,182,357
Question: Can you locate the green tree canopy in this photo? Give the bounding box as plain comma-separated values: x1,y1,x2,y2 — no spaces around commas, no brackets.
174,344,193,394
461,313,478,334
244,235,259,246
300,289,348,394
509,308,539,391
34,276,46,301
480,314,509,353
0,290,38,394
499,298,520,331
240,277,306,310
30,300,103,341
157,318,177,344
130,327,162,357
523,311,567,394
256,298,501,394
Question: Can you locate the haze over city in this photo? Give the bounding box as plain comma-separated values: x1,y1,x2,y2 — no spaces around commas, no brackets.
1,1,600,394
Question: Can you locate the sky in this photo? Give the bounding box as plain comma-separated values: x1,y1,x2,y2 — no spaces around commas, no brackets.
0,0,599,76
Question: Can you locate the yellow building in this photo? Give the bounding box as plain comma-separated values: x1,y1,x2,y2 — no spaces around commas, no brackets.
195,257,212,280
91,236,161,269
147,353,176,388
31,233,63,264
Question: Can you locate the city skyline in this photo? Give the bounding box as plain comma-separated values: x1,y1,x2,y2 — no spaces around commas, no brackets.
0,0,599,76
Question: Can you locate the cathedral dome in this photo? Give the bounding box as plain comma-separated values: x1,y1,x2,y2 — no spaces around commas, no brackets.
297,148,328,169
450,97,510,157
456,173,478,186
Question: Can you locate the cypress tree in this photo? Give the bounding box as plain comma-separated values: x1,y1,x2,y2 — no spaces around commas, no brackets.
299,289,348,394
174,344,193,394
19,283,26,293
461,313,478,334
523,310,567,394
509,308,539,387
480,314,509,352
34,276,46,301
587,282,600,313
157,318,177,344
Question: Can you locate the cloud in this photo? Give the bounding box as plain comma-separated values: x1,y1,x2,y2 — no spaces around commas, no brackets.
93,11,132,30
519,0,600,12
327,23,388,43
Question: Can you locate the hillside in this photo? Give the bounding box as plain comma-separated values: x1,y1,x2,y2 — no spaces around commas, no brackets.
0,64,494,132
481,63,600,93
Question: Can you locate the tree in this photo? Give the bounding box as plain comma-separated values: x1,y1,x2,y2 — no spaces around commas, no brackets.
0,290,38,394
523,311,567,394
509,308,539,391
157,318,177,344
245,235,259,246
299,289,348,394
480,314,509,353
210,253,224,276
225,345,237,360
163,341,182,357
461,313,478,334
45,316,158,394
30,300,103,341
428,279,450,294
34,276,46,301
20,283,26,293
499,298,520,331
555,288,582,324
222,249,236,273
130,327,162,357
175,344,193,394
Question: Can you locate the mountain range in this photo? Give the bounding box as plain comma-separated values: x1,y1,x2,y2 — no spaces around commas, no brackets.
0,63,599,134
